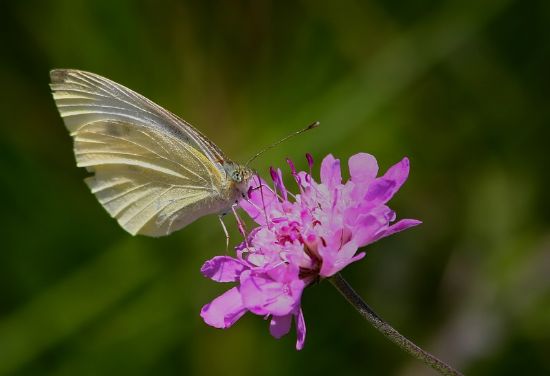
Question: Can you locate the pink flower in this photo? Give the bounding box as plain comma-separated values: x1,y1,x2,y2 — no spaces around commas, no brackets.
200,153,421,350
200,253,306,349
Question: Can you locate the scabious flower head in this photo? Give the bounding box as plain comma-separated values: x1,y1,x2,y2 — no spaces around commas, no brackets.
201,153,421,350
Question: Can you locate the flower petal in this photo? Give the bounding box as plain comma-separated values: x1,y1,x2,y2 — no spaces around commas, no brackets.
319,240,360,277
320,154,342,189
240,270,304,316
295,309,306,350
349,153,378,184
365,178,397,204
269,314,292,339
240,176,278,225
201,287,247,329
352,213,387,247
201,256,247,282
366,157,410,204
384,157,410,188
373,218,422,241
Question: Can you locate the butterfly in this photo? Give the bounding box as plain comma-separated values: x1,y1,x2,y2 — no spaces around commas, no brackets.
50,69,254,237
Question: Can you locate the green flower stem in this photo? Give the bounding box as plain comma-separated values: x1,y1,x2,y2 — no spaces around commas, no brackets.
328,273,463,376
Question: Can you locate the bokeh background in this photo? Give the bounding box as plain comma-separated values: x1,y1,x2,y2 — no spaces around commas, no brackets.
1,0,549,375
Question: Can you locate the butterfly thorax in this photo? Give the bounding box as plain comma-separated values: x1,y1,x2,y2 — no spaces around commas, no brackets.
222,162,254,201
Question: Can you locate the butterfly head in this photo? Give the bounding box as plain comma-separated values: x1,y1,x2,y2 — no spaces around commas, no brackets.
224,162,254,198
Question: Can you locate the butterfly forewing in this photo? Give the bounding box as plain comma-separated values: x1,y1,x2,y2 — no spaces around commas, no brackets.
50,69,232,236
50,69,228,163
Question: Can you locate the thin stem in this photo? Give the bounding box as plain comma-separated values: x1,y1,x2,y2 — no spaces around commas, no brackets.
329,273,463,376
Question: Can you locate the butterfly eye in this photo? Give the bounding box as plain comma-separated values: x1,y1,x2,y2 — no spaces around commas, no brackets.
232,170,242,183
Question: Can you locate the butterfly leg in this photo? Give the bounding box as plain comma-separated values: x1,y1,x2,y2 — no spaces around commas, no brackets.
231,204,251,251
218,214,230,253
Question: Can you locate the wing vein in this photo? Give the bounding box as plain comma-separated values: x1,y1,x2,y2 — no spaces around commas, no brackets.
78,130,209,185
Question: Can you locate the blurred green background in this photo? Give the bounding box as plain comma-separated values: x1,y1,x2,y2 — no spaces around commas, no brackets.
1,0,549,375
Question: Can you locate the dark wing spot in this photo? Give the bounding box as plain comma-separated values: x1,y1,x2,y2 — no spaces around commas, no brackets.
50,69,69,84
105,122,131,137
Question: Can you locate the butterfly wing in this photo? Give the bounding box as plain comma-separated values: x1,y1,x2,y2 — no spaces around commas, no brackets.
50,69,231,236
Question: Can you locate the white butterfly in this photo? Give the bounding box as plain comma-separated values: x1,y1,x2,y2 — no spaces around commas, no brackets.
50,69,253,237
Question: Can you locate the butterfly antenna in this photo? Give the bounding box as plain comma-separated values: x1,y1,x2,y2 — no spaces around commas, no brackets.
245,121,320,167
